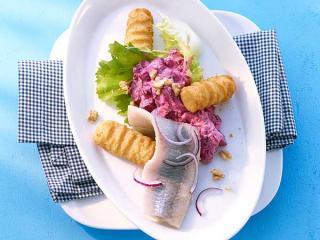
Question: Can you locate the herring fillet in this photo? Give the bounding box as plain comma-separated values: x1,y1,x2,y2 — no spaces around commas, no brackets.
128,106,199,228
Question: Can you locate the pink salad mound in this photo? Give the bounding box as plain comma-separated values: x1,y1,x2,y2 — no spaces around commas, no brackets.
129,50,225,163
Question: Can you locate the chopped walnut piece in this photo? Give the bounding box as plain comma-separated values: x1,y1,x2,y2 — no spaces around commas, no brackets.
219,150,232,160
186,69,192,78
88,110,98,123
149,69,158,80
164,78,173,86
152,77,173,95
119,80,129,93
155,89,161,95
171,83,181,96
210,169,225,181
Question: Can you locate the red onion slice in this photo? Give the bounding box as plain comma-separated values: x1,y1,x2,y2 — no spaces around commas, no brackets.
133,168,162,187
153,114,191,145
192,129,200,157
187,153,199,193
178,125,201,158
195,187,223,216
177,124,192,144
164,152,196,167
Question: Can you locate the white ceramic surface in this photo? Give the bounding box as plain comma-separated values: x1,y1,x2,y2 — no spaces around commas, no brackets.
50,10,282,231
63,0,266,239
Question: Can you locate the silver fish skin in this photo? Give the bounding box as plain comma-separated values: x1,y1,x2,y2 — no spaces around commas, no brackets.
128,107,200,229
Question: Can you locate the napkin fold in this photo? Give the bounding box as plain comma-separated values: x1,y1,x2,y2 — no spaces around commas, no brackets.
18,30,297,202
234,30,297,150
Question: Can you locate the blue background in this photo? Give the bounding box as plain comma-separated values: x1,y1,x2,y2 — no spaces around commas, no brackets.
0,0,319,239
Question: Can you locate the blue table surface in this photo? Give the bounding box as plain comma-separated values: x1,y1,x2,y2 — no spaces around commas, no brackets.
1,0,319,239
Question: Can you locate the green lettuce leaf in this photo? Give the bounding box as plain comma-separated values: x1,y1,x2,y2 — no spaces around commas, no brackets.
190,59,203,81
96,41,167,115
156,17,203,81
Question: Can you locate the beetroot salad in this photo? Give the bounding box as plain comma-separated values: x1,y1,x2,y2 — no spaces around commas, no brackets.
129,50,225,163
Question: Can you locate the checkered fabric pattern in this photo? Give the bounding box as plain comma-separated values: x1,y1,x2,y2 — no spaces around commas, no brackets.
18,60,74,145
18,30,296,202
234,30,297,150
37,144,101,201
18,60,102,202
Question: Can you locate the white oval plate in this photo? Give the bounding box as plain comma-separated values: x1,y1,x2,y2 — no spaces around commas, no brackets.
52,11,282,230
64,1,266,239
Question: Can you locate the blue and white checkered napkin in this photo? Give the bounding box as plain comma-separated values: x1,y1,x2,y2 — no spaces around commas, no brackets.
18,30,297,202
18,60,102,201
234,30,297,149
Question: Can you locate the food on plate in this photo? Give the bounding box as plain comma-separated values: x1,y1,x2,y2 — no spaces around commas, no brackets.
128,106,200,228
96,41,166,116
93,120,155,165
180,75,236,112
210,168,225,181
96,13,231,163
195,187,222,216
219,150,232,160
129,49,226,163
87,110,99,123
94,9,237,227
156,17,203,81
125,8,154,49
